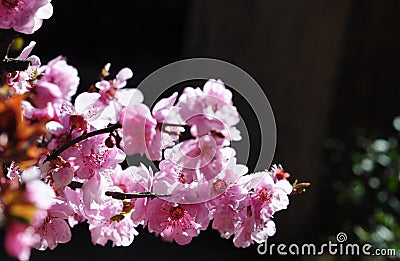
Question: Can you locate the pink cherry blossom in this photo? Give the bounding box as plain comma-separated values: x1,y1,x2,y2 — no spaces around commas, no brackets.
65,133,126,179
146,198,210,245
233,217,276,248
120,104,157,157
34,216,71,250
152,92,179,123
45,116,77,151
7,41,41,95
30,81,62,108
0,34,301,259
208,184,248,239
146,92,183,161
81,171,110,209
24,179,56,226
162,138,236,182
72,92,112,129
94,64,144,125
111,164,153,225
38,56,80,102
230,171,292,247
89,214,138,247
50,166,74,195
21,55,80,119
152,141,239,203
61,187,87,227
203,78,233,106
5,222,38,261
121,91,183,161
0,0,53,34
22,101,55,121
177,79,241,141
270,163,291,181
249,171,292,221
84,189,139,247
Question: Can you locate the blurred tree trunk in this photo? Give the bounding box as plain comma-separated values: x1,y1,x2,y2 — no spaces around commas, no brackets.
183,0,350,242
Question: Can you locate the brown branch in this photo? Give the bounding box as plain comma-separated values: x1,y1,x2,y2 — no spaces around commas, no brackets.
105,191,171,200
45,123,122,162
67,181,171,199
68,181,83,190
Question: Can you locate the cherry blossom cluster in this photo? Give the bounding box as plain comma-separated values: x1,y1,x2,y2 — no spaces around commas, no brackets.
0,0,52,34
0,1,308,261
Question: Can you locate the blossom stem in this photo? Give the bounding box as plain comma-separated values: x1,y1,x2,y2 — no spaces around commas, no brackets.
45,123,122,162
68,181,83,189
67,181,171,199
105,191,171,200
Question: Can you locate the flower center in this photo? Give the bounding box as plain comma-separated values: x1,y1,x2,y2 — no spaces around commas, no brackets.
69,115,87,132
105,88,117,99
178,172,186,184
2,0,19,8
213,179,227,193
275,168,290,180
170,206,185,220
258,187,272,203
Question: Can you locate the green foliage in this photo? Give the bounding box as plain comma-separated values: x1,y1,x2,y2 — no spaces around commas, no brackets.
336,117,400,254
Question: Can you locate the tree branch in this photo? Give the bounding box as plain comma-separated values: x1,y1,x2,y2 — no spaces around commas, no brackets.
45,123,122,162
105,191,171,200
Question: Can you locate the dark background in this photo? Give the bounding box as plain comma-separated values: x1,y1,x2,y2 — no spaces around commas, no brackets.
2,0,400,260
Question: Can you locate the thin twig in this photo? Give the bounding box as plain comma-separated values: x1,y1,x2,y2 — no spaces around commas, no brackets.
67,181,171,199
68,181,83,190
45,123,122,162
105,191,171,200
